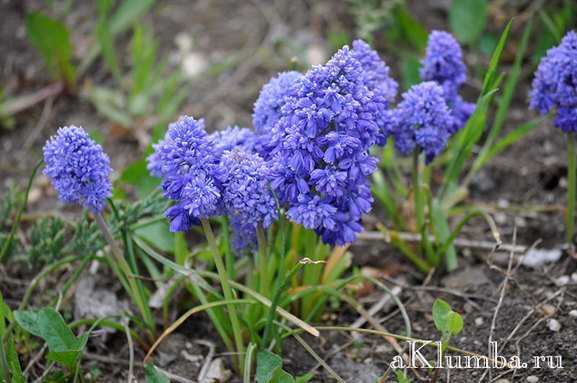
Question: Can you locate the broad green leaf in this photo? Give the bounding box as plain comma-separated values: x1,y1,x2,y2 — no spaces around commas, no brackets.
432,299,451,333
295,372,314,383
273,369,296,383
25,11,76,85
119,158,159,198
447,311,464,335
14,308,83,369
256,351,283,383
144,363,170,383
449,0,487,44
135,221,174,253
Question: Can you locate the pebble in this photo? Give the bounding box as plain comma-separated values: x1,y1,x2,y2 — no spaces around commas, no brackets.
541,304,557,316
572,272,577,283
526,376,539,383
475,317,484,326
569,310,577,318
547,318,561,332
495,379,510,383
555,275,570,286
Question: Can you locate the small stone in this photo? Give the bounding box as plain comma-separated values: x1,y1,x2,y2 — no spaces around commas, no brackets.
541,304,557,316
555,275,570,286
526,376,539,383
569,309,577,318
547,318,561,332
475,317,484,326
495,379,510,383
571,272,577,283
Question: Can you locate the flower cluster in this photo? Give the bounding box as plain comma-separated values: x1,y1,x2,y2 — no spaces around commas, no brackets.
209,126,256,156
217,149,278,252
43,126,112,212
420,31,474,134
269,46,384,245
147,116,222,232
392,82,452,163
530,31,577,132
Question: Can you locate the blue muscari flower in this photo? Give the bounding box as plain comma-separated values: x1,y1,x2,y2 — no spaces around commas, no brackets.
351,39,398,104
43,126,112,213
530,31,577,132
148,116,222,232
392,82,452,163
253,71,304,136
209,125,256,155
420,31,473,133
351,39,398,144
217,149,278,252
270,46,382,245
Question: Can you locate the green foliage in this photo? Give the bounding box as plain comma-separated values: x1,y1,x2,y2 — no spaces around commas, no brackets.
394,370,411,383
256,351,312,383
25,11,76,86
432,299,464,350
0,293,25,383
85,23,187,132
144,363,170,383
449,0,487,44
14,307,88,371
28,217,67,265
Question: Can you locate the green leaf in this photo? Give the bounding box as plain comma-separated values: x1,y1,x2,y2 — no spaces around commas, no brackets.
482,19,513,94
256,351,283,383
395,370,411,383
431,202,458,271
25,11,76,86
447,311,464,335
119,158,159,198
79,0,155,75
273,369,296,383
144,363,170,383
482,119,541,167
401,53,421,89
14,308,83,370
96,0,121,82
394,5,428,51
432,299,451,333
449,0,487,44
295,372,314,383
135,221,174,253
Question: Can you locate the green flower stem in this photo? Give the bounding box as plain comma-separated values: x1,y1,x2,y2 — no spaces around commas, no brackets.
567,132,576,246
95,213,155,336
256,224,269,293
412,152,424,234
201,219,245,373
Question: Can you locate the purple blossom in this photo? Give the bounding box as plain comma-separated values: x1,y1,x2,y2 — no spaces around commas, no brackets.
392,82,452,163
253,71,304,136
209,126,256,155
351,39,398,104
420,31,474,133
420,31,467,101
530,31,577,132
217,149,278,252
269,46,383,245
148,116,222,231
43,126,112,212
